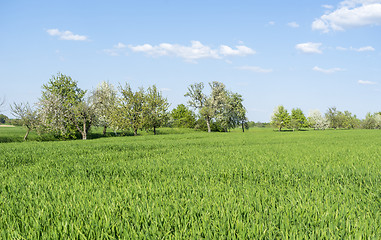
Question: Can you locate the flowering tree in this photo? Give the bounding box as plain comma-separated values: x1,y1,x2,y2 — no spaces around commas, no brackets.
144,85,170,135
90,81,117,135
308,109,329,130
38,73,94,140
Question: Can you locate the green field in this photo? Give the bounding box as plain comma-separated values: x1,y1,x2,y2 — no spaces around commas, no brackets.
1,127,381,239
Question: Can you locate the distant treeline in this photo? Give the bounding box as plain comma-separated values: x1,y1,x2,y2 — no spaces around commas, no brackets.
271,105,381,131
2,73,248,141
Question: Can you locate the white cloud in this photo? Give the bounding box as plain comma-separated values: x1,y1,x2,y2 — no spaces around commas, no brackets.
295,42,323,54
114,42,126,49
268,21,276,25
47,28,88,41
322,4,334,9
103,49,119,56
354,46,375,51
336,45,375,51
104,42,127,56
336,46,348,50
129,41,255,62
220,45,256,56
358,80,377,84
312,0,381,32
313,66,345,73
236,65,273,73
287,22,300,28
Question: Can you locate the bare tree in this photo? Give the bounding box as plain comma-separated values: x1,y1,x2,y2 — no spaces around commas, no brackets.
0,96,5,112
11,102,38,140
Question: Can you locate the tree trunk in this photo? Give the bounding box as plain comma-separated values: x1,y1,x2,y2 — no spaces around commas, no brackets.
70,116,87,140
24,128,30,141
242,121,245,132
206,118,211,133
153,126,156,135
82,121,87,140
103,125,107,136
134,128,138,136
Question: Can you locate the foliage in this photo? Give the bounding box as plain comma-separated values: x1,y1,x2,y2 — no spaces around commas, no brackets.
290,108,308,131
1,129,381,238
217,91,247,132
0,114,9,124
171,104,196,128
112,84,146,136
10,102,39,140
271,105,290,131
362,112,381,129
308,109,329,130
185,82,247,132
90,81,117,135
247,121,271,128
144,85,170,135
325,107,360,129
38,73,91,140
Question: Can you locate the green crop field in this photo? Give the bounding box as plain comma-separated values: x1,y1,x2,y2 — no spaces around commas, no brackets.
1,127,381,239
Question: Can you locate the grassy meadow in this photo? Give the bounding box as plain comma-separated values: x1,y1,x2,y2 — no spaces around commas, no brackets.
1,126,381,238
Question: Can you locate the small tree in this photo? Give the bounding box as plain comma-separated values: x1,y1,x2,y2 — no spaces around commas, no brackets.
11,102,38,141
325,107,339,129
0,114,9,124
171,104,196,128
144,85,170,135
90,81,117,135
185,83,210,131
308,109,329,130
271,105,290,131
113,84,145,136
218,92,247,132
290,108,307,131
362,112,381,129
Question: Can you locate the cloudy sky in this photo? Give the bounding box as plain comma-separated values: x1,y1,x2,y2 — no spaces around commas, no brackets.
1,0,380,122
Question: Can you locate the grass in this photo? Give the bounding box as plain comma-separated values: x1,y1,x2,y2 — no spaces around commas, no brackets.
1,128,381,238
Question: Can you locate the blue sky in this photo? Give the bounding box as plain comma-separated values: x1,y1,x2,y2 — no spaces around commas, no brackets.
1,0,380,122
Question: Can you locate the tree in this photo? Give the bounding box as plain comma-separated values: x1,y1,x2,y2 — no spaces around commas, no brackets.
112,84,145,136
185,82,230,133
171,104,196,128
72,100,96,140
184,83,211,131
38,73,91,140
290,108,307,131
0,114,9,124
90,81,117,135
144,85,170,135
11,102,38,140
362,112,381,129
341,110,359,129
0,96,5,113
325,107,339,129
271,105,290,131
308,109,329,130
217,91,247,132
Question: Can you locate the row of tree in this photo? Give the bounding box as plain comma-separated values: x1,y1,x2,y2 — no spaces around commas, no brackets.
6,73,248,140
271,105,381,131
